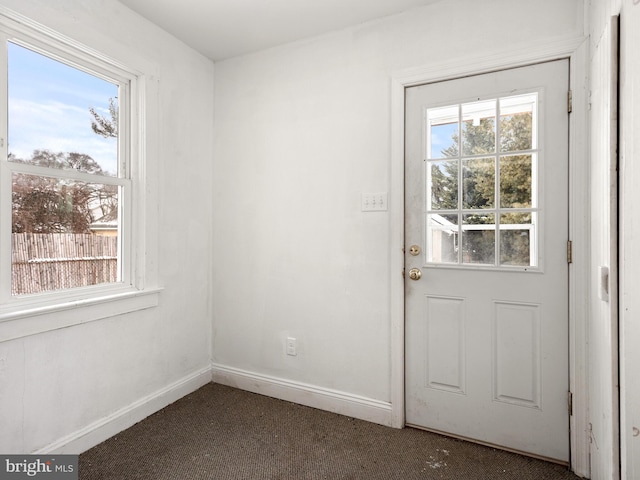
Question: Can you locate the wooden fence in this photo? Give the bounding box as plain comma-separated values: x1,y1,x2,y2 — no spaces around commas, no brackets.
12,233,118,295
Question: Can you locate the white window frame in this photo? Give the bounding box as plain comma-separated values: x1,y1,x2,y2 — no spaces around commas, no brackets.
423,92,541,271
0,10,159,341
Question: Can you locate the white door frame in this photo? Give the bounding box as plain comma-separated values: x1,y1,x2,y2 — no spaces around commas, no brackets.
389,35,590,476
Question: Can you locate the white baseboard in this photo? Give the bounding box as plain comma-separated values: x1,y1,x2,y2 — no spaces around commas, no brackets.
211,363,393,427
36,366,212,454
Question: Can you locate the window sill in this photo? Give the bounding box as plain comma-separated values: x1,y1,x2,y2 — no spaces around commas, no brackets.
0,287,162,343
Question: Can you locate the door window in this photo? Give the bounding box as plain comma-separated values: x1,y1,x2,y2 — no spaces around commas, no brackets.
425,93,538,268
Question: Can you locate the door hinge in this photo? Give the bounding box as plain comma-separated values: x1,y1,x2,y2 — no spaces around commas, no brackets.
567,240,573,264
568,90,573,113
568,391,573,416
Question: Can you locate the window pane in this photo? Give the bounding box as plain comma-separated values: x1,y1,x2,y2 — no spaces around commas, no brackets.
462,213,495,265
500,213,534,266
500,154,533,208
424,95,539,269
427,214,458,263
8,42,118,176
462,157,495,209
499,94,536,152
12,173,119,295
427,105,459,158
427,160,458,210
462,100,496,156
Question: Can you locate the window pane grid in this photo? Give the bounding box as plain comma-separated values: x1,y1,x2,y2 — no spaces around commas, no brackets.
425,93,538,268
4,38,128,296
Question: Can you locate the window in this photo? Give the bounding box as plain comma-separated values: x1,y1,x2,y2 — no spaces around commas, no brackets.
425,93,538,268
0,11,155,326
7,41,125,296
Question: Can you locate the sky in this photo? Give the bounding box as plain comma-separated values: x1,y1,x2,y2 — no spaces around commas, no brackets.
430,122,457,158
8,41,118,175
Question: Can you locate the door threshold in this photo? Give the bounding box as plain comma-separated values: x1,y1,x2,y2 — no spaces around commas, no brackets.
405,422,569,467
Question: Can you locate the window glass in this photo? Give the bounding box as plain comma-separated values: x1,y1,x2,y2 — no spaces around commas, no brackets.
500,213,534,266
6,41,125,295
462,100,496,156
462,213,495,265
499,94,536,152
427,105,459,159
427,160,458,210
500,155,533,208
426,214,458,263
425,93,539,269
8,42,118,175
462,157,495,209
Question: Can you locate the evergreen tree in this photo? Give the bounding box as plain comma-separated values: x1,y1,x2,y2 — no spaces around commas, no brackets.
431,109,534,265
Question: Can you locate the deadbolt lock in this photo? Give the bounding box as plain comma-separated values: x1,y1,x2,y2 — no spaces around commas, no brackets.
409,245,421,256
408,268,422,281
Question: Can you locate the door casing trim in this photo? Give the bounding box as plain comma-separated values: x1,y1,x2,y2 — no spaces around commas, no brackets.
389,34,590,477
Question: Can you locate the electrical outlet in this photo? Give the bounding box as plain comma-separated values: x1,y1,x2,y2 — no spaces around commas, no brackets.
286,337,297,356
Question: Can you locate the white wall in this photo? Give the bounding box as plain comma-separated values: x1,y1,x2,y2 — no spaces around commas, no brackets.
212,0,585,411
0,0,215,453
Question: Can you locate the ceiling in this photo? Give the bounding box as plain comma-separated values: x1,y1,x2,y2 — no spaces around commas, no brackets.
118,0,443,61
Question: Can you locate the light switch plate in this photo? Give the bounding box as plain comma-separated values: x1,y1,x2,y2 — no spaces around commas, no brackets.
362,192,388,212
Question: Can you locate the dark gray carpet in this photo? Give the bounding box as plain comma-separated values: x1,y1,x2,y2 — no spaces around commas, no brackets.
79,383,581,479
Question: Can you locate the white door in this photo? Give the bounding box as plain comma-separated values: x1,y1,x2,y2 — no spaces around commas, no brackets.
405,60,570,462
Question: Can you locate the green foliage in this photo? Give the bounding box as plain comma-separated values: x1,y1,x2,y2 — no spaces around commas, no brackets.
463,158,494,209
500,155,532,208
430,110,534,265
430,162,458,210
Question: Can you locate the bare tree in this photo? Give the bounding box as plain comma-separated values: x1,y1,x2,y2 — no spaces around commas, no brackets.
89,97,118,138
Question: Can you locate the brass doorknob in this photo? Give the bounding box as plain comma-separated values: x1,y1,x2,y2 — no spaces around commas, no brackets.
408,268,422,280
